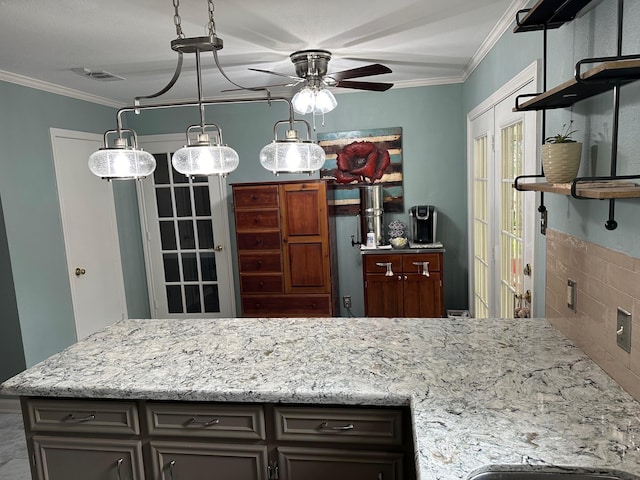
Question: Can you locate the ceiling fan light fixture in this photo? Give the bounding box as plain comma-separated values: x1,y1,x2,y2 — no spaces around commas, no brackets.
259,122,325,174
292,86,337,115
172,131,239,177
88,134,156,180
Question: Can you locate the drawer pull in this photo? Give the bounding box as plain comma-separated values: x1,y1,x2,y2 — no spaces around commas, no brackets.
64,412,96,423
376,262,394,276
254,215,261,223
319,422,355,431
413,261,430,277
116,458,123,480
185,417,220,427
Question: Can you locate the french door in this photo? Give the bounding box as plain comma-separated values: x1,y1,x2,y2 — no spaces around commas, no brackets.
138,134,235,318
467,64,538,318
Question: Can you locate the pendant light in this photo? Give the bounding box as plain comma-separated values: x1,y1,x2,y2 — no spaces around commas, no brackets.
260,119,326,174
88,130,156,180
172,126,239,177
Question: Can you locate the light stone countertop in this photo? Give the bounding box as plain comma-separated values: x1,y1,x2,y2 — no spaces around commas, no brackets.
2,317,640,480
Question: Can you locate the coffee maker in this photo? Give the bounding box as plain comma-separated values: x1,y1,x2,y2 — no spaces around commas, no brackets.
409,205,437,245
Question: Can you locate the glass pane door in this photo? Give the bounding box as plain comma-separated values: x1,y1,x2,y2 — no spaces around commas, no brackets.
473,134,490,318
137,133,235,318
499,121,525,317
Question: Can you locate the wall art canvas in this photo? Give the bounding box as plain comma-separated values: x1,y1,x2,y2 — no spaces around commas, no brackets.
318,127,403,215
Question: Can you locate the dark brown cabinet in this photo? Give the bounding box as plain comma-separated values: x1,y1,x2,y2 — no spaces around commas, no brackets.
363,252,444,317
232,180,338,317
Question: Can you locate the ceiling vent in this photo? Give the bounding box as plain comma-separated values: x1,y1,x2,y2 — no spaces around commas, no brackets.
71,67,125,82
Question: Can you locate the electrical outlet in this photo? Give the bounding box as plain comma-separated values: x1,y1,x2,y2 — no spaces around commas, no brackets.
617,307,632,353
342,296,352,309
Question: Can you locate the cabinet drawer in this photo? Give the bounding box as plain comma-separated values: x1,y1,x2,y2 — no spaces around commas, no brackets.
235,210,280,231
364,255,403,275
237,232,281,250
239,252,282,273
234,186,279,208
145,403,266,440
242,295,332,317
25,398,140,435
241,275,284,293
273,407,403,445
402,253,441,273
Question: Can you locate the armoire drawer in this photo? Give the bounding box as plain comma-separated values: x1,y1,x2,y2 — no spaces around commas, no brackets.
242,295,332,317
239,252,282,273
240,275,284,293
233,186,279,208
235,210,280,231
237,232,281,251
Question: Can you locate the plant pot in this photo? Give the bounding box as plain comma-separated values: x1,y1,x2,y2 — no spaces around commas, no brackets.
541,142,582,184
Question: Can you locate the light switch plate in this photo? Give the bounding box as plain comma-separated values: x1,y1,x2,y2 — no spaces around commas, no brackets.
617,307,632,353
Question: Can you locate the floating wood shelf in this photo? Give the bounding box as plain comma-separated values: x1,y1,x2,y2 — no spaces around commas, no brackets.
515,181,640,199
513,0,594,33
515,59,640,111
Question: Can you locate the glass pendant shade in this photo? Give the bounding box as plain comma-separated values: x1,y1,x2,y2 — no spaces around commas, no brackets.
172,144,239,177
292,87,337,115
88,146,156,180
259,140,325,174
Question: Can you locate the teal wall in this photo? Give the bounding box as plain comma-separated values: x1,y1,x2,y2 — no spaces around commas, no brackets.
0,80,123,369
129,85,467,316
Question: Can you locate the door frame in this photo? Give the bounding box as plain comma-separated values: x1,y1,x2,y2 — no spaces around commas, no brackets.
50,128,128,338
136,133,236,318
466,61,540,317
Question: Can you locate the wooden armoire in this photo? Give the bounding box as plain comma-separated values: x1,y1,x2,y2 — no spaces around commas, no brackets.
232,180,338,317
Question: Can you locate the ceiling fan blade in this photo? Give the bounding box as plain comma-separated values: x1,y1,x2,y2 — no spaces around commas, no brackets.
249,68,301,81
336,80,394,92
329,64,392,81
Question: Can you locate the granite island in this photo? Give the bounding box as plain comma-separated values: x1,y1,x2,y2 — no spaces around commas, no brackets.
3,317,640,480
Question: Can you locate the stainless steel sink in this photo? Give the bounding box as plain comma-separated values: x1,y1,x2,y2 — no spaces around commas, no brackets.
467,467,640,480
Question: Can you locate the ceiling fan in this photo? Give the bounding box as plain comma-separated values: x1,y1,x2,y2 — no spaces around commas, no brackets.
249,49,393,115
251,49,393,91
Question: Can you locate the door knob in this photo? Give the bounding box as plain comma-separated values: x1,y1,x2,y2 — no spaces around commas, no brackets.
214,245,223,251
75,267,86,276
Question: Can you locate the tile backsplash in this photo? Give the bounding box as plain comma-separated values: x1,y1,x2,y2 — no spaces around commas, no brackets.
546,228,640,401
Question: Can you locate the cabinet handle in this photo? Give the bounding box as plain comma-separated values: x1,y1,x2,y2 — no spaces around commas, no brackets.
168,460,176,480
257,260,263,267
376,262,394,276
64,412,96,423
116,458,123,480
319,421,355,431
311,303,317,309
185,417,220,427
254,215,261,223
378,472,384,480
256,239,263,245
251,195,258,201
412,261,430,277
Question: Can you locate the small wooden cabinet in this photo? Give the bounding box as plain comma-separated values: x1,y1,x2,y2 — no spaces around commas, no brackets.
21,398,415,480
232,180,338,317
363,251,444,317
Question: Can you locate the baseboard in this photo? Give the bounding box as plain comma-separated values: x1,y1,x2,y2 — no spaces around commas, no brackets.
0,397,21,413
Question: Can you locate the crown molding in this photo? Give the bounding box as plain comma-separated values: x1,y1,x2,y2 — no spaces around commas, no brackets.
0,70,124,108
462,0,530,81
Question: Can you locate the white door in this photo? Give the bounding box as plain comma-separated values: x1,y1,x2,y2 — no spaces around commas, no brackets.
467,63,538,318
50,128,128,340
137,134,235,318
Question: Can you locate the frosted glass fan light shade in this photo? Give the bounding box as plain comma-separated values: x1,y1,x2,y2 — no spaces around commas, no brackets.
259,141,326,174
172,145,239,177
292,87,315,114
314,88,337,114
292,87,336,115
88,148,156,179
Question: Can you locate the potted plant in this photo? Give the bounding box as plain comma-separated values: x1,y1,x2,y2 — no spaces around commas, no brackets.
541,122,582,184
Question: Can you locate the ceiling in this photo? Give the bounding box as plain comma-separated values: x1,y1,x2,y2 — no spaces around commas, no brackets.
0,0,524,106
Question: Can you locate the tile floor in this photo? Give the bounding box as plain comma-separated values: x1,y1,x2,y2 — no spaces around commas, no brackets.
0,412,30,480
